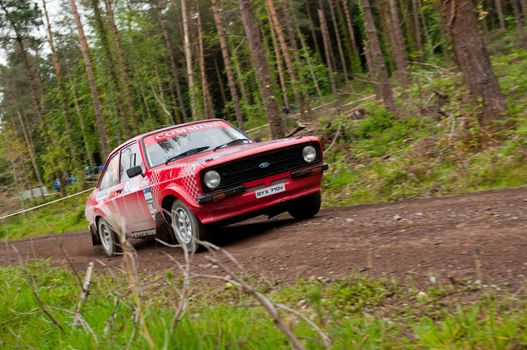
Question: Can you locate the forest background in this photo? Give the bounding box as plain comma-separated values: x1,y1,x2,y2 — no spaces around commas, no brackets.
2,0,527,235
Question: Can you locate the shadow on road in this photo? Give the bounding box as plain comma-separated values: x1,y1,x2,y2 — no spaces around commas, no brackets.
211,215,296,248
128,214,298,255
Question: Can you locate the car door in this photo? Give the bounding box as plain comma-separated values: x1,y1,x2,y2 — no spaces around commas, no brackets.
117,142,155,233
95,154,125,230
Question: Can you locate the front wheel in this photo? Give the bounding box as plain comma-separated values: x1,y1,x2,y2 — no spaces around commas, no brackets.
170,200,211,253
98,219,122,257
288,192,321,220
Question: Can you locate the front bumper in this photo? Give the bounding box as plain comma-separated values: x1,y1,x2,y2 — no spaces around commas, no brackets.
195,163,328,224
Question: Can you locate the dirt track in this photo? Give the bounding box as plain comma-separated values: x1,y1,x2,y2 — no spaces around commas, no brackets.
1,188,527,287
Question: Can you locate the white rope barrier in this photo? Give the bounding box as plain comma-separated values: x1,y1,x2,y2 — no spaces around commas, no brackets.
0,187,94,221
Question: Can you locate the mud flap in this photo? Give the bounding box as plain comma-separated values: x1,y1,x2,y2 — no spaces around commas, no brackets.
90,224,101,246
154,212,176,244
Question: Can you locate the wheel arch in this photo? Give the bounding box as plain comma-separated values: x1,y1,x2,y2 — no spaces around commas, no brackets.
160,184,199,217
161,194,178,223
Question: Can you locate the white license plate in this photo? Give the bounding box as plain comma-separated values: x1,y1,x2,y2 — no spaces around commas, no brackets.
255,183,286,198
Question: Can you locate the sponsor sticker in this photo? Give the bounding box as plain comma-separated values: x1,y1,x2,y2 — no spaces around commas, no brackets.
143,188,157,219
123,177,140,194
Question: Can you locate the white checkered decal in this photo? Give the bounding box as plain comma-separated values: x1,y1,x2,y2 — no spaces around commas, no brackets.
181,165,200,200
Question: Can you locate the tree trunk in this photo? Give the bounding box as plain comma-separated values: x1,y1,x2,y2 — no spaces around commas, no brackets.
341,0,360,60
281,2,311,111
0,2,44,122
412,0,425,59
436,0,452,61
361,0,396,113
181,0,202,119
42,0,79,160
318,8,338,95
70,0,110,158
16,109,45,201
319,1,338,72
512,0,527,48
211,0,244,128
195,0,215,119
328,0,349,80
104,0,140,128
138,84,155,123
90,0,132,140
154,65,174,124
65,68,96,169
269,20,291,109
213,55,228,107
9,158,23,208
266,0,305,119
419,0,434,56
495,0,506,31
292,8,323,98
238,0,285,138
232,47,251,104
156,0,187,123
439,0,506,126
388,0,410,87
363,42,382,99
305,1,322,60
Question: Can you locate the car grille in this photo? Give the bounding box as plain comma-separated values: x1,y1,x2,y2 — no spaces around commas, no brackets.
200,142,321,192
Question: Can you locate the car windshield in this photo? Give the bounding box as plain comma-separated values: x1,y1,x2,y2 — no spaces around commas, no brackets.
143,122,250,167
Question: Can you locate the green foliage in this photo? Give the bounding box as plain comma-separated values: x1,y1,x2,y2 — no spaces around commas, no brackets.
322,51,527,207
1,261,525,349
0,0,42,39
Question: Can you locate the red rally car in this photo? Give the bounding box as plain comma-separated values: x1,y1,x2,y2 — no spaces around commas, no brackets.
85,119,328,256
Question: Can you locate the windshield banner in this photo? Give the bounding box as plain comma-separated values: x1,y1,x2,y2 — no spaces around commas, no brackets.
144,121,225,145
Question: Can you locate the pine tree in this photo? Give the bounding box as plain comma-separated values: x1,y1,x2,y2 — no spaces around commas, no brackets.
439,0,506,126
238,0,285,138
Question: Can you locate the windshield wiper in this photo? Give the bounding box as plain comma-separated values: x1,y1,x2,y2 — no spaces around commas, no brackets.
165,146,210,165
213,138,251,151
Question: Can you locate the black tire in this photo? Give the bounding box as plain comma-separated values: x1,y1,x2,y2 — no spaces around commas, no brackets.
98,218,122,257
288,192,321,220
170,200,211,253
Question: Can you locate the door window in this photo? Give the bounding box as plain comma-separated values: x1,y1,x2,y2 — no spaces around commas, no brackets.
98,155,120,190
120,142,142,183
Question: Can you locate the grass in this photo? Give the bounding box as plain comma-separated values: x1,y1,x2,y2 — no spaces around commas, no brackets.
0,192,89,240
0,261,525,349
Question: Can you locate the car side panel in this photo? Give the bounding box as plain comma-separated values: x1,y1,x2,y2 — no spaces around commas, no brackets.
93,183,126,231
116,177,156,233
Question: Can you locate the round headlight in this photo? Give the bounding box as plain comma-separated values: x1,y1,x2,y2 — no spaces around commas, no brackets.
302,145,317,163
204,170,221,189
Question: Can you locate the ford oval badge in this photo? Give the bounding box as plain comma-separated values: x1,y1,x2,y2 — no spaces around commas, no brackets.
259,162,270,169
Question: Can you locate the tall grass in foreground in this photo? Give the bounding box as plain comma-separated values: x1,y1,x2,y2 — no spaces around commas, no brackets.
0,259,525,349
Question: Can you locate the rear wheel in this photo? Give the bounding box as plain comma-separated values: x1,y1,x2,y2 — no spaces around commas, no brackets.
171,200,211,253
98,219,122,257
288,192,321,220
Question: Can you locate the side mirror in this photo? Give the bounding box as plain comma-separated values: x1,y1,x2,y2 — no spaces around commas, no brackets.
254,137,262,142
126,165,143,178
